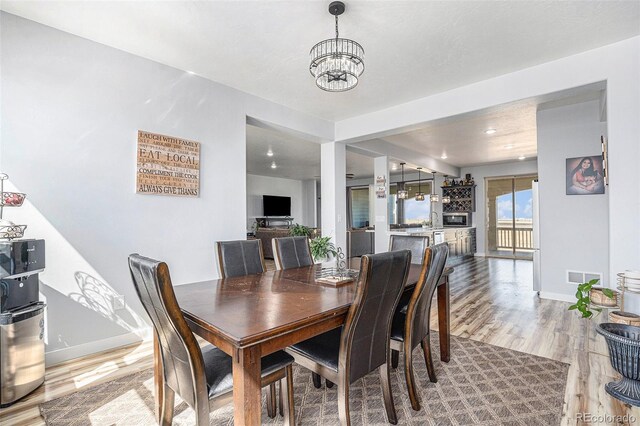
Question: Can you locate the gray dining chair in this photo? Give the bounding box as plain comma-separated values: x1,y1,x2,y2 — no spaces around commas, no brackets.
272,236,313,270
128,254,295,425
389,243,449,411
216,239,266,278
389,235,430,265
286,250,412,426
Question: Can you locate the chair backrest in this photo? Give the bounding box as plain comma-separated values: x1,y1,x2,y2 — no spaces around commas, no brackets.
389,235,430,264
217,239,266,278
406,243,449,348
340,250,411,383
128,254,207,410
272,236,313,270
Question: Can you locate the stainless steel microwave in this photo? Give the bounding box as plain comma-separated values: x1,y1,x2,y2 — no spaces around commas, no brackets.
442,212,471,227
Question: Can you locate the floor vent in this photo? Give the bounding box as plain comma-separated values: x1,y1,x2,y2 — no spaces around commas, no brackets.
567,270,603,285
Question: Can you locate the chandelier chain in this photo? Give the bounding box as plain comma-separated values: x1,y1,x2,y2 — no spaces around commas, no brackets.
335,15,339,39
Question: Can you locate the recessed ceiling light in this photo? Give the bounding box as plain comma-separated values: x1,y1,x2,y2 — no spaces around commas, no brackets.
485,128,497,135
271,162,277,169
267,150,274,157
441,154,448,160
504,144,514,149
518,156,526,160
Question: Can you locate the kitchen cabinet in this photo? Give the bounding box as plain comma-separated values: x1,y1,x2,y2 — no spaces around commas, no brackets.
444,228,476,264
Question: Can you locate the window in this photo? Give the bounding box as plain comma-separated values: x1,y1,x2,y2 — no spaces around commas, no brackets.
349,186,370,228
390,180,432,225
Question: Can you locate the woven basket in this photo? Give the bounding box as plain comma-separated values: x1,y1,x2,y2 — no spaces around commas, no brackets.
609,311,640,326
590,287,618,307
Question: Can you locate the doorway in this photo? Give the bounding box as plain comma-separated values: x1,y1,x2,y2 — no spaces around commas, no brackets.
486,175,538,260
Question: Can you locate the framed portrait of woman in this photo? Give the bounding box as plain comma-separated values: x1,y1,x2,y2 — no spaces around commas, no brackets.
566,155,605,195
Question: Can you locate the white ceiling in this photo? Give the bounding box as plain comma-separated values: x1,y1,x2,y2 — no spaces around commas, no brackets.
246,125,375,180
380,100,539,167
3,1,638,121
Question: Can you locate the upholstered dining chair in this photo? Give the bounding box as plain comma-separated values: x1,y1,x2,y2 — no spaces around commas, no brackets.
389,234,430,265
389,243,449,411
272,236,313,270
286,250,412,426
128,254,295,425
216,239,266,278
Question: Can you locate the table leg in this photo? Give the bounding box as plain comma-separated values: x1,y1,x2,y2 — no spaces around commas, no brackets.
437,277,451,362
233,346,262,426
153,333,164,423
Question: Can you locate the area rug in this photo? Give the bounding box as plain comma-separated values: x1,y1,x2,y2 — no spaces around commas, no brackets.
40,335,569,425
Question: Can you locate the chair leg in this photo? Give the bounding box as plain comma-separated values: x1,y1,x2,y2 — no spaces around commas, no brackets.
403,347,421,411
312,372,322,388
282,365,295,426
194,400,210,426
326,379,334,388
337,375,350,426
379,362,398,425
267,382,277,418
391,349,399,369
160,384,175,426
421,336,437,383
278,379,284,417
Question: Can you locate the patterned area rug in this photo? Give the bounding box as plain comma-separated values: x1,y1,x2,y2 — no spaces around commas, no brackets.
40,335,568,425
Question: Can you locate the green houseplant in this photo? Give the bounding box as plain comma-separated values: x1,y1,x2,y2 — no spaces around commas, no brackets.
309,236,337,262
290,223,311,237
569,278,615,319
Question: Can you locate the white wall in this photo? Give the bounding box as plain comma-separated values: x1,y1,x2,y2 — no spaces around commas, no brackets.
246,174,314,230
460,160,538,256
1,13,333,364
537,100,609,302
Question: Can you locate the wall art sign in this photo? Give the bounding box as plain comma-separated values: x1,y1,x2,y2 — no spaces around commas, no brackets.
375,175,386,185
376,186,386,199
566,155,605,195
136,130,200,197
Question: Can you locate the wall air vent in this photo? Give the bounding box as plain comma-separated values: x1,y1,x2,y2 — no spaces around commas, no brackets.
567,270,603,285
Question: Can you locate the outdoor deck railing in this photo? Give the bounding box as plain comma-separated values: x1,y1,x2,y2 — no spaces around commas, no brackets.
496,225,534,250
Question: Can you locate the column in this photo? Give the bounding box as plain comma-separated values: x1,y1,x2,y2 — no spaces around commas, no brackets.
321,142,347,255
374,156,389,253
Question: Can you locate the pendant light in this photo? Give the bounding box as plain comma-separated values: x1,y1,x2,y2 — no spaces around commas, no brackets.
309,1,365,92
415,167,425,201
430,172,439,203
397,162,408,199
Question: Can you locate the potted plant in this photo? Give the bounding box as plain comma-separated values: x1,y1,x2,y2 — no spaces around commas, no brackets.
290,223,311,237
309,236,337,263
569,278,615,319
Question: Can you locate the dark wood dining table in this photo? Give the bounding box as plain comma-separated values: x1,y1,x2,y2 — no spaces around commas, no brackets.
154,259,452,425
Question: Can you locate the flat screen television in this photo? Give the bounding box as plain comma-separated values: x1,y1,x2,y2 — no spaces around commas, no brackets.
263,195,291,217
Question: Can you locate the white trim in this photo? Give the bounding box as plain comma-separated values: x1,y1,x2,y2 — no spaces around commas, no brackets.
474,252,486,257
45,328,152,367
538,291,575,304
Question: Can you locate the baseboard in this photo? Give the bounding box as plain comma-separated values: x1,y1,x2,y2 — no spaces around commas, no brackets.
45,328,152,366
474,252,486,257
538,291,575,304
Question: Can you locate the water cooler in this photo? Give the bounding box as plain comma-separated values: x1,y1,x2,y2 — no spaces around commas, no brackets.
0,173,46,407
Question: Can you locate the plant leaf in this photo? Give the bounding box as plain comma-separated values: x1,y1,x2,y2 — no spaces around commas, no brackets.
568,304,578,310
602,288,615,299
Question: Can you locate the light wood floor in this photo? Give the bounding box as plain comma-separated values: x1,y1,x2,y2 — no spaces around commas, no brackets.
1,258,638,425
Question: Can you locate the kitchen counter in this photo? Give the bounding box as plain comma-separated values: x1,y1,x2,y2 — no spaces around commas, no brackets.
388,227,477,265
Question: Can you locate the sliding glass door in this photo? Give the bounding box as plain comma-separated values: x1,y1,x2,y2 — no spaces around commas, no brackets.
486,175,537,259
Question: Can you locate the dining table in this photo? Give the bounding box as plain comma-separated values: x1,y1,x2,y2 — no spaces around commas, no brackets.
154,259,453,425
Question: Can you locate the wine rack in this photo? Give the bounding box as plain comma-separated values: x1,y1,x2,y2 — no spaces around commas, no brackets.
442,185,476,212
